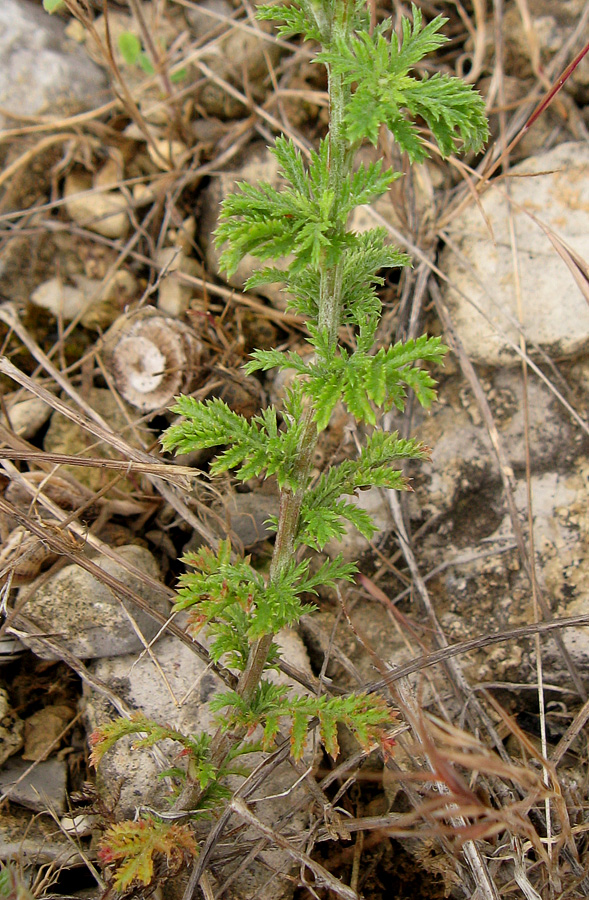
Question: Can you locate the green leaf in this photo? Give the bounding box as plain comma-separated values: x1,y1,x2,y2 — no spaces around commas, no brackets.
317,4,488,159
256,2,322,42
138,51,156,75
43,0,66,11
171,67,188,83
118,31,142,66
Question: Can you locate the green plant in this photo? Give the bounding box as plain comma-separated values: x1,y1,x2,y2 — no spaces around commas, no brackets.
0,865,34,900
117,31,187,84
94,0,487,892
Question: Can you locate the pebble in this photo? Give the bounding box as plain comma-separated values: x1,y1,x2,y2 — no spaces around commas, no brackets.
148,139,188,171
1,396,52,440
64,171,129,239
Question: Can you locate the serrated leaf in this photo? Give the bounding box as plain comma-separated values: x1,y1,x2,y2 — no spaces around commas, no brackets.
99,818,197,892
290,708,309,760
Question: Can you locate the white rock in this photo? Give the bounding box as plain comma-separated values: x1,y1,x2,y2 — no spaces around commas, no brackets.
155,246,201,317
31,276,88,321
440,142,589,366
148,139,188,171
15,545,169,661
30,271,135,329
1,396,52,439
64,171,129,239
0,0,107,129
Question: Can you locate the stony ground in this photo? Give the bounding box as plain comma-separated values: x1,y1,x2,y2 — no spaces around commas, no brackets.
1,1,589,898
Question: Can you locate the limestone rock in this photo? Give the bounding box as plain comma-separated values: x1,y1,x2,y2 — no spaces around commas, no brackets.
15,545,168,660
155,247,203,317
440,143,589,366
0,0,107,129
1,396,52,440
85,630,309,816
0,756,68,814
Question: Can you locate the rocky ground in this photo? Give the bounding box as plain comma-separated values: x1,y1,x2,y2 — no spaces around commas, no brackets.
1,1,589,899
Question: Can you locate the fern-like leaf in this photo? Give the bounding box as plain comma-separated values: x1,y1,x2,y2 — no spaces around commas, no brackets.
98,817,197,892
318,3,488,159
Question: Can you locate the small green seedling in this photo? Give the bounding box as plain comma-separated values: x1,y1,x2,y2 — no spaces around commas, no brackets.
93,1,488,892
118,31,187,83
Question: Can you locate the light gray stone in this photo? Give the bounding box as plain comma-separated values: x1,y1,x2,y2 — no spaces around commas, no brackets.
440,142,589,366
404,366,580,518
0,756,67,814
0,0,107,128
15,545,169,660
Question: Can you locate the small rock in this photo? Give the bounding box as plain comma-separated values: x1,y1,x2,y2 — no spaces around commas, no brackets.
60,813,98,837
1,396,52,439
0,0,107,129
0,688,24,767
148,139,188,172
30,277,87,322
22,704,75,761
225,491,278,549
30,272,129,329
15,545,169,661
64,171,129,239
440,142,589,366
0,756,68,814
155,246,203,317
